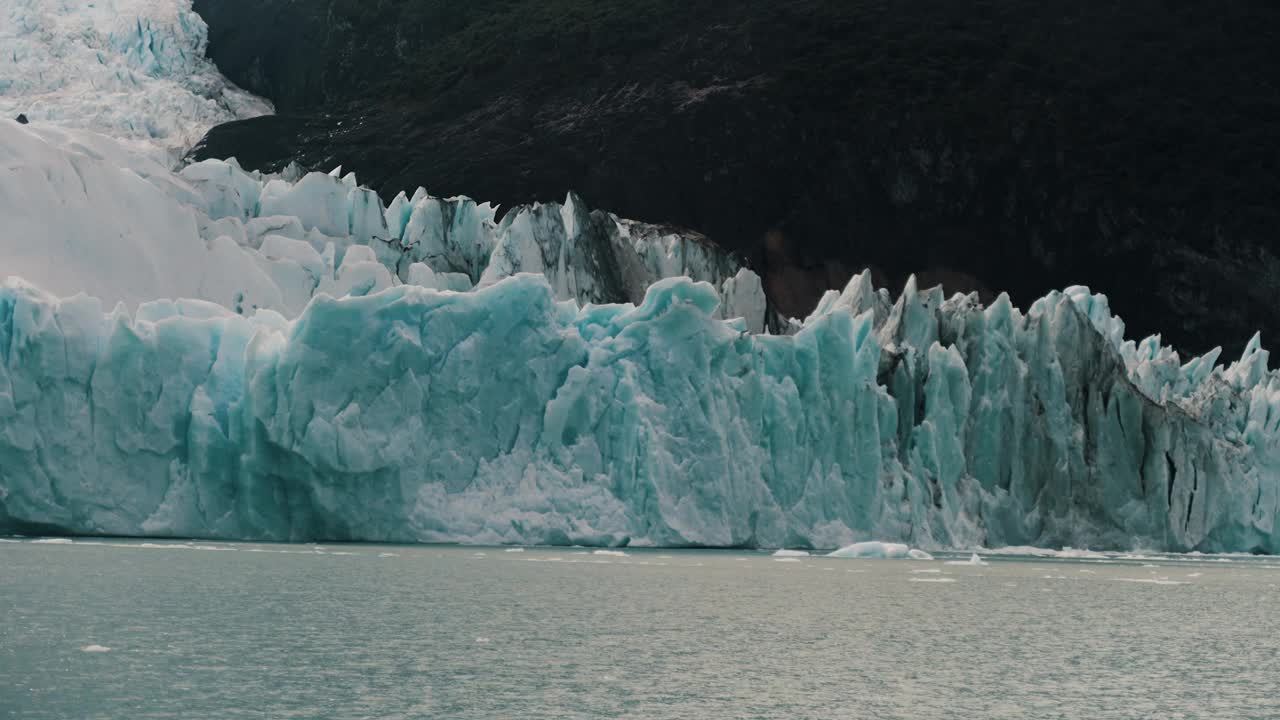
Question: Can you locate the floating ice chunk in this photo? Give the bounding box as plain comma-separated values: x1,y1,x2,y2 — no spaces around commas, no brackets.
504,548,526,553
909,577,956,583
772,549,810,557
981,547,1108,560
828,542,920,559
80,645,111,652
593,550,628,557
32,538,73,544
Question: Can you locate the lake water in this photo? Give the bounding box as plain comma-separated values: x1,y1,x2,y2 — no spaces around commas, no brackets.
2,539,1278,719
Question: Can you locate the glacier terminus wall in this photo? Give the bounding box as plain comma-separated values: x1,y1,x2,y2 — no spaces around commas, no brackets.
2,265,1277,552
0,4,1277,552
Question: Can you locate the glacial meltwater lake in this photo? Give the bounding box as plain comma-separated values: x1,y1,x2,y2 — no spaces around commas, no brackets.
2,540,1278,719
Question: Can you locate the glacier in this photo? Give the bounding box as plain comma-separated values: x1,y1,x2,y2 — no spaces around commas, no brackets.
1,260,1278,551
1,0,1278,553
0,0,271,161
0,121,766,329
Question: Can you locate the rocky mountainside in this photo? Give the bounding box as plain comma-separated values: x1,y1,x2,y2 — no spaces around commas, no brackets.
190,0,1280,355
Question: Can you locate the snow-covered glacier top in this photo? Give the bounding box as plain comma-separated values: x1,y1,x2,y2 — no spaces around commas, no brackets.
0,0,270,160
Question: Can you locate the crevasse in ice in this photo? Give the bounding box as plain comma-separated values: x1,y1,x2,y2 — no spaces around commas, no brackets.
2,260,1277,551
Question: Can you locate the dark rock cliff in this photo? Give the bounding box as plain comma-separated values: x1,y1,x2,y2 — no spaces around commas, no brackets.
190,0,1280,355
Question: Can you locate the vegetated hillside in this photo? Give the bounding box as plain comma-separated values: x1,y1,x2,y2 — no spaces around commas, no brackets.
191,0,1280,355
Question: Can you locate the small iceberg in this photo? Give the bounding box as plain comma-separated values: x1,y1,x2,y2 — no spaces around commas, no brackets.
81,645,111,652
827,541,933,560
772,549,809,557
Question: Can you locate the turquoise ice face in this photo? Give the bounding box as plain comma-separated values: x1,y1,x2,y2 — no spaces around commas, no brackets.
1,266,1276,553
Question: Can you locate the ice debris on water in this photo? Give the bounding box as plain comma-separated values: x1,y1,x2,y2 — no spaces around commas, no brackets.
827,542,934,560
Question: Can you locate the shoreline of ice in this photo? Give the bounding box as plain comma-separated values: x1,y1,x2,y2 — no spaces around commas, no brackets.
10,536,1277,563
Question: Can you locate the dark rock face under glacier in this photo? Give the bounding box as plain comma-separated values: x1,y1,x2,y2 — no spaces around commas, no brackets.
189,0,1280,357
